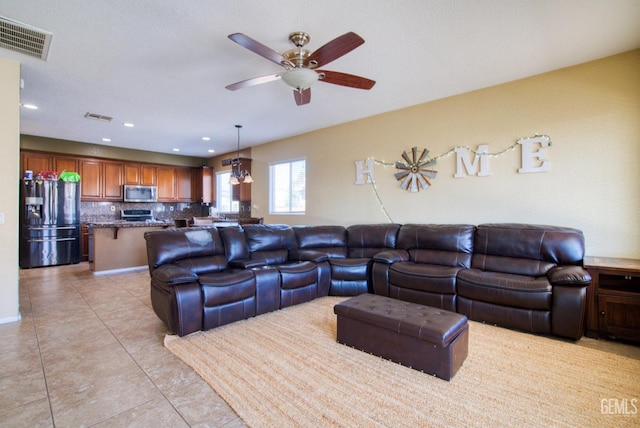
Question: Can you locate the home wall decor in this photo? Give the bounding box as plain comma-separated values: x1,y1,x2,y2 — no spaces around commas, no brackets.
354,134,551,185
354,134,552,222
394,147,438,192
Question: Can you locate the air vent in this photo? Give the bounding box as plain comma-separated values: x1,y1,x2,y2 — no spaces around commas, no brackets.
0,16,53,61
84,112,113,122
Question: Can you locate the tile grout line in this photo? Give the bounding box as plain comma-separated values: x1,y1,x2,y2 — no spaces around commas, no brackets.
71,274,194,427
24,279,57,427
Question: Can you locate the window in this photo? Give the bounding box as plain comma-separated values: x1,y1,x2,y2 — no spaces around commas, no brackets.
216,171,239,213
269,158,306,214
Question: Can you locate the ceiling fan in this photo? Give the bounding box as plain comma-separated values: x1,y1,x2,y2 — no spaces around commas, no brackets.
225,31,376,106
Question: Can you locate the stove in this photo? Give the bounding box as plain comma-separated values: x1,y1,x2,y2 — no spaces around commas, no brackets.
120,209,154,222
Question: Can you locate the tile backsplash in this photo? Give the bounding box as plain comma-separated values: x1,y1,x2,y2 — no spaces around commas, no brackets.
80,201,251,223
80,202,209,223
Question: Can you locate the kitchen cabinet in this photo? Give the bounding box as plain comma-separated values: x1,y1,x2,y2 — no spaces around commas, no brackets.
157,166,195,202
124,163,140,185
195,166,213,204
20,150,197,202
80,160,101,199
156,166,176,201
140,165,157,185
81,224,90,262
21,151,78,178
124,163,157,185
103,161,124,199
21,152,50,177
176,167,195,202
79,159,123,201
53,157,78,176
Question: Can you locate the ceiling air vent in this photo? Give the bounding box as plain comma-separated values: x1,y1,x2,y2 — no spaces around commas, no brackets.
84,112,113,122
0,16,53,61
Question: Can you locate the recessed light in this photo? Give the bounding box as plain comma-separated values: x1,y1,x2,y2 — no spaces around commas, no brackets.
172,148,180,152
208,149,215,153
202,137,211,141
102,138,111,142
123,122,134,127
22,104,38,110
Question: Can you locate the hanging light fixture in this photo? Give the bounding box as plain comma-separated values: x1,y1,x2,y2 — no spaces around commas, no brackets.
229,124,254,185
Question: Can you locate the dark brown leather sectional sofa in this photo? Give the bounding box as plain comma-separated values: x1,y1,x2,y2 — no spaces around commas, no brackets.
144,223,591,339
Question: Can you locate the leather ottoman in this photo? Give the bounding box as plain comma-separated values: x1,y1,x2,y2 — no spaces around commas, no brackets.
334,294,469,381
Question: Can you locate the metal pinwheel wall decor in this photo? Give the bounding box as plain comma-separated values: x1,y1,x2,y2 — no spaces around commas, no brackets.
394,147,438,192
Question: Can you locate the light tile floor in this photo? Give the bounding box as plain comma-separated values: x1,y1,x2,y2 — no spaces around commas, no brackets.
1,262,245,427
2,262,639,427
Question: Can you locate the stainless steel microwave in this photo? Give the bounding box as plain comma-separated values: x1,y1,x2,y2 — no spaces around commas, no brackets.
123,185,157,202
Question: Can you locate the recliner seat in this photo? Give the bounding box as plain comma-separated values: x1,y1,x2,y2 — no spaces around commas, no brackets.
456,223,591,338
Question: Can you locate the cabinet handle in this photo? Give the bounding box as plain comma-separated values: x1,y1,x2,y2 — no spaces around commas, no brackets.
600,311,605,316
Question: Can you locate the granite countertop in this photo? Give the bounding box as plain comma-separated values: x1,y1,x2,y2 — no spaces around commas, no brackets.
89,220,174,228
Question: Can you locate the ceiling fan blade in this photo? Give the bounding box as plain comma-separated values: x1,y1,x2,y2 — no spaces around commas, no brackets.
293,88,311,106
225,74,281,91
305,32,365,68
228,33,293,67
317,70,376,90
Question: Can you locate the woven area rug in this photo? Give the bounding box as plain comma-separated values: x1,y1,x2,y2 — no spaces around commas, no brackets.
165,297,640,427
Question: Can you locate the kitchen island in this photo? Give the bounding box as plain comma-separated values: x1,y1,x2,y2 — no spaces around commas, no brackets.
89,221,173,273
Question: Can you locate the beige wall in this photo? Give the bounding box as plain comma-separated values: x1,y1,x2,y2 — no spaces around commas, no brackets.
251,50,640,258
0,58,20,323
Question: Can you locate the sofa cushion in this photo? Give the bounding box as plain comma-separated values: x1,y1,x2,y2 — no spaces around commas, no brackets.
457,269,552,310
471,254,556,277
294,225,348,258
396,224,475,268
175,255,229,274
474,224,586,265
243,224,297,264
220,226,249,261
329,258,370,280
388,262,460,294
278,261,318,290
200,269,256,306
145,228,224,268
347,224,401,258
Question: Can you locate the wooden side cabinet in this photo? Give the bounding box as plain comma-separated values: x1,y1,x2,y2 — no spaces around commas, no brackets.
81,224,90,262
584,256,640,342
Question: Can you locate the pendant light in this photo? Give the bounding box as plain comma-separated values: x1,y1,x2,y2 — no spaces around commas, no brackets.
229,124,253,185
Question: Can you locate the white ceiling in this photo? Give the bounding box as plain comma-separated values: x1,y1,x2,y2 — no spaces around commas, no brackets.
2,0,639,158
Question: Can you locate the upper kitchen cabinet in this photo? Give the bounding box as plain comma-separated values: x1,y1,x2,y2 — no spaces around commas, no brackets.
157,166,196,202
124,163,157,185
80,159,123,201
21,152,49,177
124,163,140,185
21,151,78,178
140,165,157,185
195,166,213,204
176,167,195,202
156,166,176,201
53,157,78,176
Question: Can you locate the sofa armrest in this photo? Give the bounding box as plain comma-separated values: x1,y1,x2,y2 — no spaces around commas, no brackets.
151,264,199,285
229,259,267,269
289,249,329,263
548,265,592,285
373,249,409,264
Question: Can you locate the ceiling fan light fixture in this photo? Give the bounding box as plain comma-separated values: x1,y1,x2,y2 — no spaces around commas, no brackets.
281,68,318,91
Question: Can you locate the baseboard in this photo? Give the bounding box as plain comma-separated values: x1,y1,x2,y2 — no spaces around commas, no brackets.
0,313,22,325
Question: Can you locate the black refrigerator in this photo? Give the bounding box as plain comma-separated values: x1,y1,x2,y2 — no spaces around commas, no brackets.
19,179,80,268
